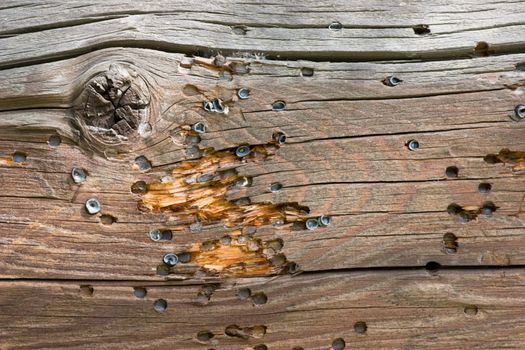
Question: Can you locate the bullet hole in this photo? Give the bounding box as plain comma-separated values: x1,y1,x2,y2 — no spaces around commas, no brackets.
192,122,207,134
225,325,246,339
201,240,217,252
252,292,268,305
235,145,251,157
328,21,343,31
197,285,217,305
443,232,458,254
445,166,459,178
354,321,368,334
253,345,268,350
197,331,214,342
480,201,497,216
237,88,250,100
301,67,314,77
464,305,478,316
163,253,178,267
474,41,490,57
161,230,173,240
286,262,300,274
382,76,403,87
232,25,248,35
447,203,462,215
178,252,192,263
512,104,525,121
48,134,61,147
79,285,94,296
413,24,431,35
483,153,500,164
516,62,525,71
406,139,419,151
266,239,284,252
270,182,283,192
425,261,441,272
273,131,287,144
153,299,167,313
238,288,252,300
133,287,147,299
478,183,492,193
100,214,117,225
85,198,101,215
231,176,251,189
71,167,87,183
12,151,26,163
250,325,267,338
331,338,346,350
134,155,152,172
220,235,232,245
270,253,287,267
156,264,170,276
272,100,286,111
305,218,319,230
131,180,147,194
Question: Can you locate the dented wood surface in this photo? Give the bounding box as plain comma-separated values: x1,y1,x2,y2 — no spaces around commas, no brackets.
1,1,525,349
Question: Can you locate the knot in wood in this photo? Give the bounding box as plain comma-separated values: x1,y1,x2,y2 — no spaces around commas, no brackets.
74,64,151,148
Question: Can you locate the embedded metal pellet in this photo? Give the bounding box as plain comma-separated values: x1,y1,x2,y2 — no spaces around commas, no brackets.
237,88,250,100
383,76,403,87
514,104,525,120
71,167,87,183
149,229,162,241
273,132,286,145
305,218,319,230
406,139,419,151
318,215,332,226
192,122,207,134
235,145,251,157
85,198,101,214
163,253,179,266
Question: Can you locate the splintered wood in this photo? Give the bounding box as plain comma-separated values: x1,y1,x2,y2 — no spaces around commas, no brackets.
140,142,306,276
140,144,307,226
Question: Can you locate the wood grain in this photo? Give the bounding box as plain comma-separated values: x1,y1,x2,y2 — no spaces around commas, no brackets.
1,2,525,348
1,269,525,349
1,0,525,68
0,48,523,280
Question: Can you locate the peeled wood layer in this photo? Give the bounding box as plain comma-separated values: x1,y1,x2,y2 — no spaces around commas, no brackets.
1,269,525,349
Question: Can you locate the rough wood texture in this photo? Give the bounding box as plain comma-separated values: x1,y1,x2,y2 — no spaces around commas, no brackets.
1,1,525,349
2,269,525,350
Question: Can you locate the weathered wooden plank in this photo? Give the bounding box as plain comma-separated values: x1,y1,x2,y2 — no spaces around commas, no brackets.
1,269,524,349
0,48,523,280
1,0,525,68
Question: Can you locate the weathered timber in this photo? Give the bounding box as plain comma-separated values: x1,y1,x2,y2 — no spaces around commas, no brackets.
1,269,525,350
0,1,525,349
